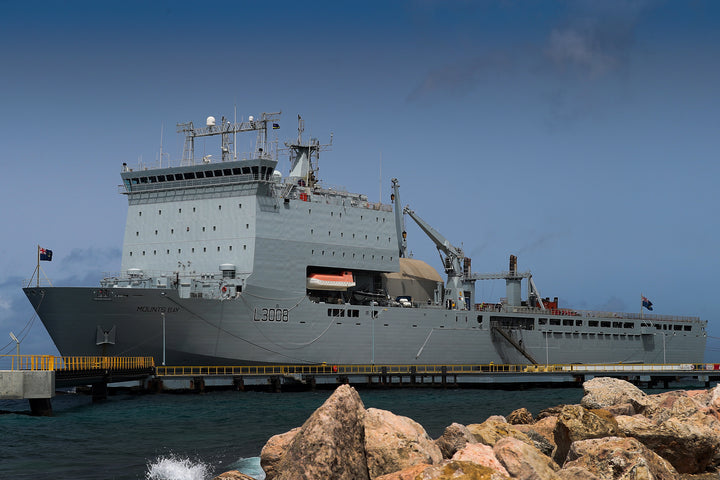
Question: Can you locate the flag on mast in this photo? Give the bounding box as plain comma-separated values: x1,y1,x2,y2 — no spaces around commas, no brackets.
39,247,53,261
641,295,653,311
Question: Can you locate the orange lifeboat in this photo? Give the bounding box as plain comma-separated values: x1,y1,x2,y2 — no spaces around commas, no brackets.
306,271,356,291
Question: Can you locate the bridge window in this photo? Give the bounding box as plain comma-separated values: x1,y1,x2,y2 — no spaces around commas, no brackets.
623,322,634,329
183,172,195,180
575,320,583,326
684,325,691,331
601,321,611,328
673,325,682,331
538,318,547,325
550,319,560,326
612,322,622,328
589,320,598,327
562,319,573,326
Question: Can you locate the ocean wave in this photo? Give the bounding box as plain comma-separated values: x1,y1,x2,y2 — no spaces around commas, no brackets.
145,455,210,480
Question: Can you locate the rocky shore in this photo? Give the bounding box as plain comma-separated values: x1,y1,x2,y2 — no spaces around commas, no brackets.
214,378,720,479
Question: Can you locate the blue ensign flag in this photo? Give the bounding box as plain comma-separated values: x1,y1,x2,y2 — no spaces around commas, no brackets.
642,296,653,311
40,247,53,261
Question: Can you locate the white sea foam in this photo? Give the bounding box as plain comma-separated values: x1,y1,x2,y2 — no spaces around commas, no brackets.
145,455,211,480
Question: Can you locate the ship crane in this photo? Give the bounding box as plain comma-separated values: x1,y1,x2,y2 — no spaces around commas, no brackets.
401,204,474,311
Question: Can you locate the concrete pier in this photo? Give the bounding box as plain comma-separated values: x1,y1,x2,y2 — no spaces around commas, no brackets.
0,370,55,415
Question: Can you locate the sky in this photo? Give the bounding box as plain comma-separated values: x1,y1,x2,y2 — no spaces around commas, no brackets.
1,0,719,360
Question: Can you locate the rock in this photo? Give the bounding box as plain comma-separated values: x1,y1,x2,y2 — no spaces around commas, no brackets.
552,405,621,465
556,466,601,480
507,407,533,425
616,414,719,474
537,405,565,420
416,460,509,479
515,416,557,446
260,427,300,480
374,463,432,480
520,429,555,457
580,377,649,414
486,415,507,423
451,443,509,477
212,472,257,480
272,384,370,480
435,422,476,459
493,436,561,480
600,402,635,416
364,407,442,479
467,417,533,448
644,390,708,422
562,436,677,480
710,385,720,410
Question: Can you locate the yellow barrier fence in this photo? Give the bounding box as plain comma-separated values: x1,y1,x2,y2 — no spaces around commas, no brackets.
1,356,713,376
155,362,712,377
0,355,155,371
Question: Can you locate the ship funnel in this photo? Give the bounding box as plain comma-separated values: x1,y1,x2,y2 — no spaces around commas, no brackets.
506,255,521,307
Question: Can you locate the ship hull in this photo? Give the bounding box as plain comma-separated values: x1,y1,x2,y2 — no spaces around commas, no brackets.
24,286,707,366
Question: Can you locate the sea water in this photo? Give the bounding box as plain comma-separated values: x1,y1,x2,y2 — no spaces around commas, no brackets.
0,385,649,479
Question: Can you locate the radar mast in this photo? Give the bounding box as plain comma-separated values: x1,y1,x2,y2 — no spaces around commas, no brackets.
285,115,332,188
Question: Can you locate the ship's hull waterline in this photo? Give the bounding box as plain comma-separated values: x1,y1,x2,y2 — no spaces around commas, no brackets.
24,286,705,366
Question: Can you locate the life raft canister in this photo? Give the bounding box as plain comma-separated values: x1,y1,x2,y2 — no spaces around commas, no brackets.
332,365,338,373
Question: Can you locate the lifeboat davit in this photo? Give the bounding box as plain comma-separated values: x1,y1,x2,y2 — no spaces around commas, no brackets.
306,271,356,291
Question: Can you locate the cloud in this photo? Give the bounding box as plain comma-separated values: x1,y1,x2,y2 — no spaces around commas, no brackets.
595,295,627,313
57,247,122,285
407,1,655,108
407,53,512,102
517,229,570,255
543,0,650,78
545,28,618,77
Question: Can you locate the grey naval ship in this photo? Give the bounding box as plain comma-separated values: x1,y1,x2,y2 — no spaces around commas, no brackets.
24,112,707,366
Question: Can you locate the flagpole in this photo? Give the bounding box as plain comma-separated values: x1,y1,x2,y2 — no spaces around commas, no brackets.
36,244,40,288
640,293,643,320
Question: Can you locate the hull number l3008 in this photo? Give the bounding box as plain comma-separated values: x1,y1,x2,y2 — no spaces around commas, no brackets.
253,307,290,322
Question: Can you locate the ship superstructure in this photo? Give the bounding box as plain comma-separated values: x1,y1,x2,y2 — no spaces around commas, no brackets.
24,111,708,366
